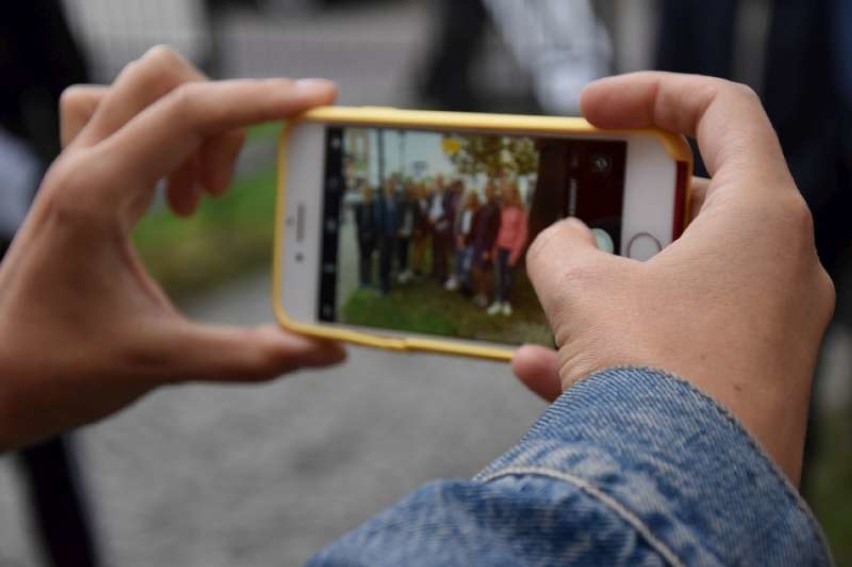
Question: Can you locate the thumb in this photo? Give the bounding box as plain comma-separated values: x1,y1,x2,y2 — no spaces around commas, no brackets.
163,323,347,383
512,345,563,402
526,217,615,318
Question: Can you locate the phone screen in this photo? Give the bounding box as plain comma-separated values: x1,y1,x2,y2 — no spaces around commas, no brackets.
318,126,627,347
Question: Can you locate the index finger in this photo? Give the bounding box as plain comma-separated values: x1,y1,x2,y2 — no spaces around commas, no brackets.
580,72,794,191
85,78,336,211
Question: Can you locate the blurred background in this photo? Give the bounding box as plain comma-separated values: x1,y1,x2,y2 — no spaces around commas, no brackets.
0,0,849,565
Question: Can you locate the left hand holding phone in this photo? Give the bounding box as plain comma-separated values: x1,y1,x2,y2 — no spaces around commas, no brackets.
0,47,345,449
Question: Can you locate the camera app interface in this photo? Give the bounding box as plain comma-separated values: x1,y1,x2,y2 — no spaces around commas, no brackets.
318,126,626,346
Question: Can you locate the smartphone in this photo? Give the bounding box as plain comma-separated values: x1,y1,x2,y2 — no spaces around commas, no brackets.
274,107,692,361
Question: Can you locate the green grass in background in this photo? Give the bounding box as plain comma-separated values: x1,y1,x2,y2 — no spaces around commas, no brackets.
133,166,277,297
245,121,283,143
342,272,553,347
133,122,283,296
811,409,852,564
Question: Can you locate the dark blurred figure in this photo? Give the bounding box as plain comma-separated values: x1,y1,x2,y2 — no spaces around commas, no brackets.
1,1,88,162
656,0,852,272
656,0,738,81
656,0,852,497
316,0,392,8
447,190,481,294
354,185,378,288
428,176,452,281
471,182,501,308
410,182,432,277
396,181,417,284
206,0,259,8
377,179,400,294
203,0,260,76
438,180,465,287
420,0,490,110
1,3,102,566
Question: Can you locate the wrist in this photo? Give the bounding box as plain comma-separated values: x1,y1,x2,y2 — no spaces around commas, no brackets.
570,357,812,484
480,366,831,566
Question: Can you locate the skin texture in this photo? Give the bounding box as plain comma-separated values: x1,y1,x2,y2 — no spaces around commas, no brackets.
513,72,835,485
0,52,834,488
0,47,346,448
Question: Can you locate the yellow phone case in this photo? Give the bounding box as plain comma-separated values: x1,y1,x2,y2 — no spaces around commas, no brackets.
273,106,693,362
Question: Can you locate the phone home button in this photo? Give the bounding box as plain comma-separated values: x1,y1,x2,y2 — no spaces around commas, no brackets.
626,233,662,261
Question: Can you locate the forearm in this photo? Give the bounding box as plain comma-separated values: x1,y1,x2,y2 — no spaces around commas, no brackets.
309,368,832,566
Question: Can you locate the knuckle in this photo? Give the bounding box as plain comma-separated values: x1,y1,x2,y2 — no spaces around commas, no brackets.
703,76,758,100
39,154,111,224
143,45,188,74
791,200,815,236
778,194,815,241
132,46,198,94
732,81,760,102
168,82,204,116
43,156,87,196
695,78,759,109
815,267,836,320
754,194,816,249
690,75,729,96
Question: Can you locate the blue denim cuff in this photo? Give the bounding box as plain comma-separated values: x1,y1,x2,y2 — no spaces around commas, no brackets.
474,367,833,567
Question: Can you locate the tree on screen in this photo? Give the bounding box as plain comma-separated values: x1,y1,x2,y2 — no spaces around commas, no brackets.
443,134,539,181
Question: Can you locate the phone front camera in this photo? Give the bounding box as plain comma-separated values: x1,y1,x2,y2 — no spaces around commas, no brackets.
591,155,612,173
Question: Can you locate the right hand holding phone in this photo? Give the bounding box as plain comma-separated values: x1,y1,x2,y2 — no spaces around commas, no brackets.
513,72,834,485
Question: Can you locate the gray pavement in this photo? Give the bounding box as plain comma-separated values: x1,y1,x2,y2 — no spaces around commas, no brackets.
1,271,546,566
67,272,547,566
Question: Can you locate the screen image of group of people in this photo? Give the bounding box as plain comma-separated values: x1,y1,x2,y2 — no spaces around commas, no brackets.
319,127,627,346
354,174,527,311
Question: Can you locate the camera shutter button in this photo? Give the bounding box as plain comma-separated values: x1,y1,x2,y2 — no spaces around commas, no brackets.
591,228,615,254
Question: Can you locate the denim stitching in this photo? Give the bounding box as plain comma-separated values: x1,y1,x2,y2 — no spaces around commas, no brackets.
479,466,687,567
595,366,834,565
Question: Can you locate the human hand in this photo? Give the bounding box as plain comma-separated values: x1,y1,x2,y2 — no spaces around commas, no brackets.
0,47,345,448
513,72,834,484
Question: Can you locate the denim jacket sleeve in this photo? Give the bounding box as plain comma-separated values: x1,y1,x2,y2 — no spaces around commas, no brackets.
306,368,834,567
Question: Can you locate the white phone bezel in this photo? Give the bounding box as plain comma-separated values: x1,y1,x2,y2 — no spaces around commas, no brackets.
278,121,679,346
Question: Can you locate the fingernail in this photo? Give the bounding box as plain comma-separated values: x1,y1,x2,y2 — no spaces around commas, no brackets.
294,78,335,95
143,44,170,59
564,216,589,229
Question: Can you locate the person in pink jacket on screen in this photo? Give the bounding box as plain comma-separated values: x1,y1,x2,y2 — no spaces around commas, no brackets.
487,180,528,316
